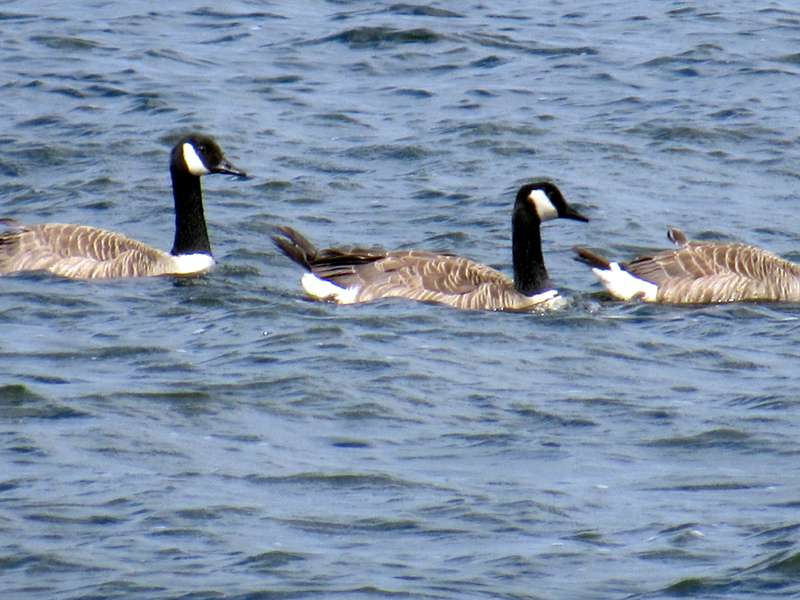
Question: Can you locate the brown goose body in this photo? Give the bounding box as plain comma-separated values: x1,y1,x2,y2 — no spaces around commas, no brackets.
0,223,191,278
574,228,800,304
0,134,246,280
273,230,555,311
273,182,589,312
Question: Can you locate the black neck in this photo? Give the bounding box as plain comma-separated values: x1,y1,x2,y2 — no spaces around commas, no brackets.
170,167,212,256
511,207,551,296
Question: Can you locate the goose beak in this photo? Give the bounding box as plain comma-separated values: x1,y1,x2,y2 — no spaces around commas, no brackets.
563,205,589,222
213,158,248,178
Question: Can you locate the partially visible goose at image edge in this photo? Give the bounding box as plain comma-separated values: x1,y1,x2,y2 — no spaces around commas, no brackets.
272,182,589,312
0,134,247,279
574,228,800,304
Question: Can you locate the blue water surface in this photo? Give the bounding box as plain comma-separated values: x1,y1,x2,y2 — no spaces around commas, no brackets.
2,2,800,599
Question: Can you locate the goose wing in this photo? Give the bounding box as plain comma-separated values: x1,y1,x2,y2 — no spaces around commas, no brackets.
272,226,557,311
626,242,800,303
0,223,175,279
315,250,539,310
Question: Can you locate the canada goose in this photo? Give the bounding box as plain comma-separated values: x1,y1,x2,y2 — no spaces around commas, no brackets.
574,229,800,303
272,182,589,311
0,134,246,279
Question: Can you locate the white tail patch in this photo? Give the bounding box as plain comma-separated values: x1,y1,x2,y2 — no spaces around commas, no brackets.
173,253,215,274
183,143,211,176
529,188,559,222
301,273,359,304
592,262,658,301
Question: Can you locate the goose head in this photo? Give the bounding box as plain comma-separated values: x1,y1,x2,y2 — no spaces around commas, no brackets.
511,181,588,297
515,181,589,224
172,134,247,178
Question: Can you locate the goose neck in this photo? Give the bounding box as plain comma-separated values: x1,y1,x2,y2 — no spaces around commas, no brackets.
511,209,551,296
170,167,212,257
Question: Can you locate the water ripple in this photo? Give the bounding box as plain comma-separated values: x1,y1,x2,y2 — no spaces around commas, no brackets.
3,3,800,600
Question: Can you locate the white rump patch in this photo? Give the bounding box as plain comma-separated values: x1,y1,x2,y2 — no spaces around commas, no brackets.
173,253,216,274
529,188,559,222
592,262,658,302
301,273,358,304
183,143,211,176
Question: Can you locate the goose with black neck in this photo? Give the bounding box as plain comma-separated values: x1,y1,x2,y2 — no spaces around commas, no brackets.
0,133,246,279
272,181,588,311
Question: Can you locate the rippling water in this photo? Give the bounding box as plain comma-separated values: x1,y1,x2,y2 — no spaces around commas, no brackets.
3,2,800,599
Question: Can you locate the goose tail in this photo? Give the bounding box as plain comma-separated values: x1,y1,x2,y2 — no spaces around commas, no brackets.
572,246,612,270
271,226,318,271
573,246,659,301
667,228,689,246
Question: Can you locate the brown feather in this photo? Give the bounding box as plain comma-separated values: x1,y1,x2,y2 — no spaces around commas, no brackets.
272,227,558,311
0,223,180,278
0,134,244,280
572,246,612,270
628,240,800,303
577,229,800,304
270,181,587,311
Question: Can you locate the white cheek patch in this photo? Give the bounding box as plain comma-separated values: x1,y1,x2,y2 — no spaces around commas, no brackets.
529,189,559,222
183,143,211,176
174,253,216,274
301,273,358,304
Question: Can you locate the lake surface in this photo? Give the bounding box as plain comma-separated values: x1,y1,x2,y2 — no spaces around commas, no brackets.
2,2,800,599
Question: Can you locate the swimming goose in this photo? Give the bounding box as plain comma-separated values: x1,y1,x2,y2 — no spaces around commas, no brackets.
0,134,246,279
574,229,800,303
272,182,589,311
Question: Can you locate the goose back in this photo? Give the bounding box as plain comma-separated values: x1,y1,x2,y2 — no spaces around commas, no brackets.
316,249,538,310
272,182,586,311
0,134,244,280
0,223,184,278
575,229,800,304
627,237,800,303
272,226,563,311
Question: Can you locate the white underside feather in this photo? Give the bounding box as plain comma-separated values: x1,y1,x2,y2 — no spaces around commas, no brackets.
173,253,215,275
592,262,658,301
301,273,359,304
